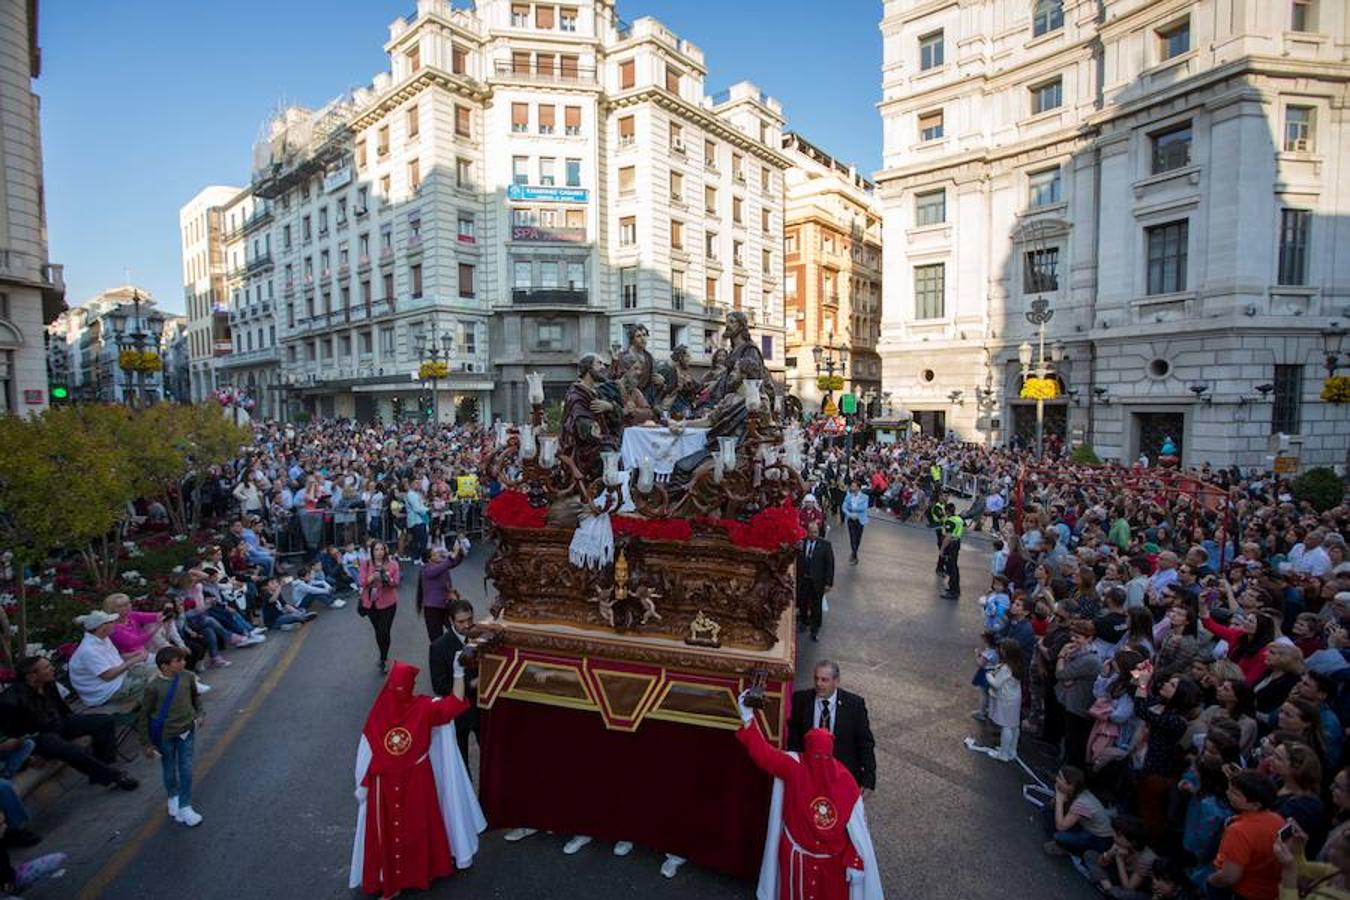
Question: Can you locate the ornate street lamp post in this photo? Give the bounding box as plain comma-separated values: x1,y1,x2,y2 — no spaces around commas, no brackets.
1018,298,1063,460
415,320,454,425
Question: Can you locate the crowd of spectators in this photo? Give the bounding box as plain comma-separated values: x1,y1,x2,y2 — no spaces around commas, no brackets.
805,432,1348,899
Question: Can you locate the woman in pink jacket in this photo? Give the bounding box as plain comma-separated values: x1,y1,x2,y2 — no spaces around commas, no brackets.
103,592,162,657
359,541,402,674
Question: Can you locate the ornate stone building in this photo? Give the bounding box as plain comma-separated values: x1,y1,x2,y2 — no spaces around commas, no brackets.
877,0,1350,468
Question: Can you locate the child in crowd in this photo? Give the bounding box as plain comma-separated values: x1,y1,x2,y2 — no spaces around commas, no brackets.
981,575,1012,633
1080,814,1156,899
971,631,1000,722
985,639,1026,762
341,543,362,586
137,647,206,828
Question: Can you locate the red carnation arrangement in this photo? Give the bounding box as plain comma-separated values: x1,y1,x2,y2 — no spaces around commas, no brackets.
485,490,548,530
612,515,693,542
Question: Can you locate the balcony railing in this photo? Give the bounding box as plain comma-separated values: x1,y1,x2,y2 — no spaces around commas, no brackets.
242,208,273,235
494,60,597,85
247,252,273,273
512,288,588,305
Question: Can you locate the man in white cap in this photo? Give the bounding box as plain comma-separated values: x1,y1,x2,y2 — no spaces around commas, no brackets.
68,610,152,708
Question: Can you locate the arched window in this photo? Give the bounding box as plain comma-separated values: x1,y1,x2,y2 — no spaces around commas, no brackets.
1033,0,1065,37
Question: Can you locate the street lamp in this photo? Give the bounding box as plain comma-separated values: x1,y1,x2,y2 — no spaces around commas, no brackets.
811,334,850,410
414,320,454,424
1322,324,1347,376
114,290,162,407
1018,298,1062,459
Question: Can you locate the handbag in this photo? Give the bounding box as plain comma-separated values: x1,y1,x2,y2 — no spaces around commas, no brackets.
1086,697,1122,768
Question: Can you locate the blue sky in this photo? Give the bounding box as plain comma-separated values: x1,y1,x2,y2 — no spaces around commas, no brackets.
40,1,882,315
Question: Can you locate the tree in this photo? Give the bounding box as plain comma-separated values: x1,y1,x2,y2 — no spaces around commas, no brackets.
0,408,131,657
1292,467,1346,513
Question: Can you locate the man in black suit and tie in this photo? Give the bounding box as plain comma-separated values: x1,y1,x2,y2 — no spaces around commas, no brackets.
786,660,876,792
796,521,834,642
429,598,480,765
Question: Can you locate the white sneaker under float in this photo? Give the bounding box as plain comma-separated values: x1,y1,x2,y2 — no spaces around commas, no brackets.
503,827,537,842
612,841,633,857
562,835,592,855
176,806,203,827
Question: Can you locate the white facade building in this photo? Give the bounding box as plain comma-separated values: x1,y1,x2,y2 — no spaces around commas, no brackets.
46,286,165,404
178,185,240,402
877,0,1350,469
0,0,64,414
216,188,282,418
188,0,788,424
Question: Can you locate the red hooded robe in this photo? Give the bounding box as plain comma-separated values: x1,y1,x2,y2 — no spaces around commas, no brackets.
737,723,866,900
357,661,469,897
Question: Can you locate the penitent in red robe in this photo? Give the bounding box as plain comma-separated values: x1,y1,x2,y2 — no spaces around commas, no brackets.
737,722,882,900
355,662,469,898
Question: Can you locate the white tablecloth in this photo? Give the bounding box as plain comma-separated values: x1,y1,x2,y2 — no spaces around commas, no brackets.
620,426,708,476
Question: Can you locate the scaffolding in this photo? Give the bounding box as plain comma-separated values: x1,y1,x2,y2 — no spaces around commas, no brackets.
250,94,356,199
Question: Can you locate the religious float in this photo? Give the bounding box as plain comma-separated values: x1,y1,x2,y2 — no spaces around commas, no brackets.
473,314,805,877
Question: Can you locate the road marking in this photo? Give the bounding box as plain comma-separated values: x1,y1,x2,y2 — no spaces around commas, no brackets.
76,625,313,900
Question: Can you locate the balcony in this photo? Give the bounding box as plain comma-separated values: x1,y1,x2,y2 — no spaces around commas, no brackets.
494,60,597,86
512,288,588,306
357,255,372,271
337,264,350,279
243,208,273,235
247,252,273,273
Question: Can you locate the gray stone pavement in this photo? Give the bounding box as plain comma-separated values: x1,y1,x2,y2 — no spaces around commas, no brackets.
23,517,1096,899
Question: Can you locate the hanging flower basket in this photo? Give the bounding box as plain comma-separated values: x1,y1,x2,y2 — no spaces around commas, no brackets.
1019,377,1058,400
419,360,450,380
1321,375,1350,404
119,349,162,373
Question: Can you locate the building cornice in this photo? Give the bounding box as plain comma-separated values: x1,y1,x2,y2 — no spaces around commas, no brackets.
605,88,792,170
351,67,490,132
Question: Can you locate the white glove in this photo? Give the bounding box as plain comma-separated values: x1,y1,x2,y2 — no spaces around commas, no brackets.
452,651,466,680
736,690,755,724
355,786,368,802
846,866,864,884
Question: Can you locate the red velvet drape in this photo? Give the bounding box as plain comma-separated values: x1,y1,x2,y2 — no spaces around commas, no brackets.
480,699,771,878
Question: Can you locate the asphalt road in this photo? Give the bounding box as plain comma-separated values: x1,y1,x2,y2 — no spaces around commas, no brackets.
28,516,1095,900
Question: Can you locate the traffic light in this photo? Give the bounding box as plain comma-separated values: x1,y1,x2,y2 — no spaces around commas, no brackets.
844,419,853,435
50,386,69,401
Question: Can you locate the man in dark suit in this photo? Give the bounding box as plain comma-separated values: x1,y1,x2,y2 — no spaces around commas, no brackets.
786,660,876,792
796,521,835,642
429,598,480,765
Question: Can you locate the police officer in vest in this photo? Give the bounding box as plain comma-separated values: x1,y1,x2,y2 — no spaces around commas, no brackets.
927,491,947,574
939,501,965,599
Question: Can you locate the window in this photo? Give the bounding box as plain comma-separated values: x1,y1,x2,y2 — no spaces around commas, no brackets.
621,267,637,308
665,65,681,94
511,4,529,27
339,334,351,357
761,208,771,234
458,215,476,243
407,105,419,138
619,59,635,89
1292,0,1314,32
380,327,395,355
618,165,635,194
733,240,744,267
670,220,684,250
283,225,292,249
670,323,686,349
672,270,686,309
539,262,559,288
383,272,394,301
540,157,556,186
705,231,718,260
1150,122,1192,174
1146,220,1189,295
670,170,683,201
618,115,635,148
704,140,717,170
512,51,530,75
408,158,421,192
1272,364,1303,434
566,262,585,289
785,233,797,253
1284,106,1314,152
452,45,467,75
761,335,773,359
1024,248,1059,293
378,125,390,156
565,159,581,187
511,103,529,132
915,189,946,226
914,263,945,319
565,106,581,136
705,276,718,303
513,156,529,186
1277,209,1311,286
361,331,373,354
538,322,564,349
462,321,477,354
1033,0,1064,37
1157,19,1190,61
733,282,744,309
538,105,555,135
513,261,532,289
1028,168,1062,207
919,30,944,71
380,174,391,198
456,157,472,188
919,110,944,142
620,216,636,246
356,141,367,169
704,185,717,214
560,7,578,31
458,263,475,298
302,216,312,241
536,5,554,28
762,248,772,272
732,153,744,183
1031,78,1062,115
455,105,471,137
732,197,743,225
669,122,683,152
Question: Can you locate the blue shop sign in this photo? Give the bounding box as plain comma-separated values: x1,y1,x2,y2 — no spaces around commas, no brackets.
507,184,589,203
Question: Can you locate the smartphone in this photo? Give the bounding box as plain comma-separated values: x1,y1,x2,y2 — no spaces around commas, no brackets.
1278,821,1296,843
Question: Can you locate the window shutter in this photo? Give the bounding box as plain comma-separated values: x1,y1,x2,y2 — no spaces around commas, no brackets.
512,103,529,127
539,105,555,128
618,116,635,138
536,5,555,28
619,59,635,89
565,106,581,128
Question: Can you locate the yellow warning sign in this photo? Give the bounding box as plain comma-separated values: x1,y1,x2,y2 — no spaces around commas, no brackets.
823,398,839,417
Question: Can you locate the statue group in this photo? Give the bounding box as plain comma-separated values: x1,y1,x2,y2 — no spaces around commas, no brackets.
558,311,777,482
